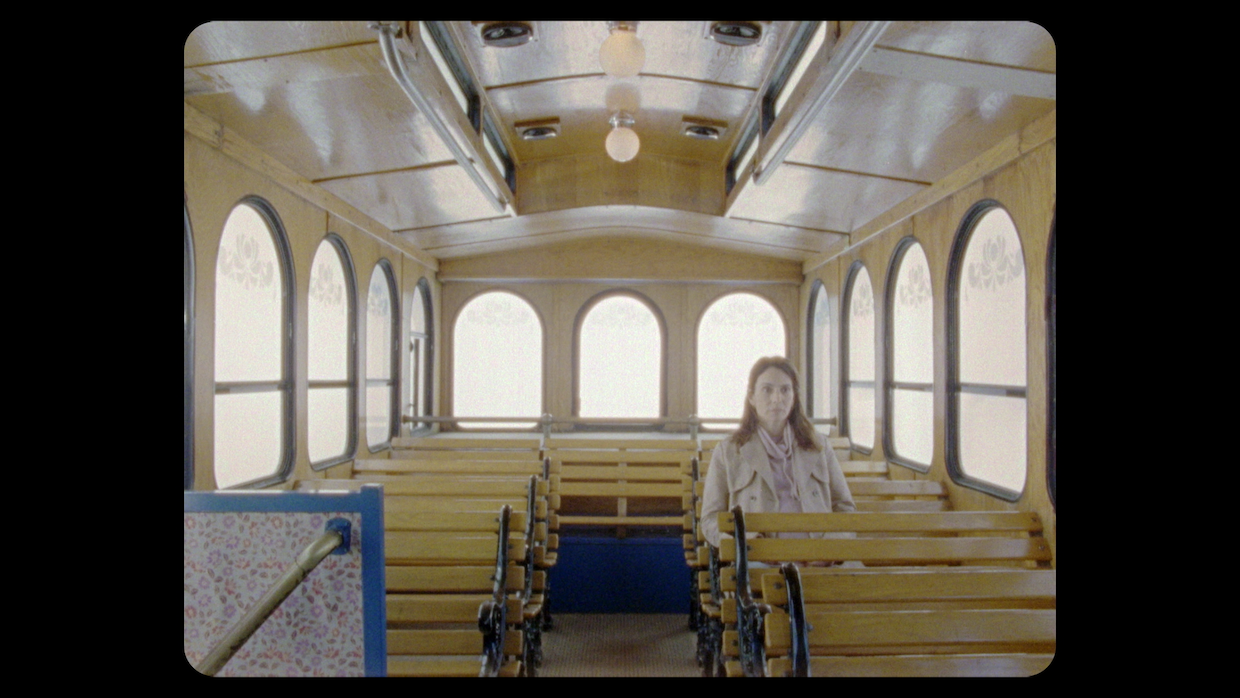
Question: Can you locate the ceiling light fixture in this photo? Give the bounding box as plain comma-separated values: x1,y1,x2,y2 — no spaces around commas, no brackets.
599,21,644,78
605,111,639,162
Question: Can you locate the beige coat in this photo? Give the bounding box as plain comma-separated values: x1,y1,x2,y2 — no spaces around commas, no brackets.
700,433,856,548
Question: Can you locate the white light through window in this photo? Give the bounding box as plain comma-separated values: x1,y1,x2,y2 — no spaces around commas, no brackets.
954,206,1027,495
579,295,661,418
697,292,786,429
846,266,875,451
213,202,287,488
453,291,542,429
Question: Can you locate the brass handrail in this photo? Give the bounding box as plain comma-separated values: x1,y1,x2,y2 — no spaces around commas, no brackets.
193,520,350,676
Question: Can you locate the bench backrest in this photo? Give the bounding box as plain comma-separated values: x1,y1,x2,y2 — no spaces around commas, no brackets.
764,564,1055,677
717,509,1052,568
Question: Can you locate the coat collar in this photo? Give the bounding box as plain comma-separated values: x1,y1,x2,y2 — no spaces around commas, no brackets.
738,434,824,495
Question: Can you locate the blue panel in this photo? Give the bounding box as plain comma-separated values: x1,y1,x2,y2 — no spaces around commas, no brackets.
550,536,690,614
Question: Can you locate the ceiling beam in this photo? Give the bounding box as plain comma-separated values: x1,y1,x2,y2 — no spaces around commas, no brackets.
859,46,1055,100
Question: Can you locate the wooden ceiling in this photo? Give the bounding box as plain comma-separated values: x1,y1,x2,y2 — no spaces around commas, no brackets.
184,21,1055,265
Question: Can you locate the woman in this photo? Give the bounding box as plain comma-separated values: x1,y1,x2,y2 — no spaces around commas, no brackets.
699,356,856,556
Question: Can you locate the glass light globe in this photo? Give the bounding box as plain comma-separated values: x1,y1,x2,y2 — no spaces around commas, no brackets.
599,29,645,78
605,126,640,162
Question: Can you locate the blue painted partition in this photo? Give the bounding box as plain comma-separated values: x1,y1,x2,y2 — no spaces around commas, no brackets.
184,485,387,677
551,536,688,613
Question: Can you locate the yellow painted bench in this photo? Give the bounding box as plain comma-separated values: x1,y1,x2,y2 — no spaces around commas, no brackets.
714,507,1053,676
545,439,698,530
763,565,1055,677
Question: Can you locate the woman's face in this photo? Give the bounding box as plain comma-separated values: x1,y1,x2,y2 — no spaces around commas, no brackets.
749,366,795,432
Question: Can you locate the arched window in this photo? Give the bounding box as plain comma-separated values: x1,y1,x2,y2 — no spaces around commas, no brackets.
697,292,786,429
408,277,434,433
884,239,934,470
576,292,664,419
453,290,543,429
842,263,875,452
807,280,831,421
184,199,194,491
213,199,294,489
947,202,1028,499
366,260,399,450
308,235,356,467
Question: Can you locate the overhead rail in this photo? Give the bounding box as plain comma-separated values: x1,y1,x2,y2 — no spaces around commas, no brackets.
751,21,891,186
193,519,352,676
401,414,838,439
371,21,511,214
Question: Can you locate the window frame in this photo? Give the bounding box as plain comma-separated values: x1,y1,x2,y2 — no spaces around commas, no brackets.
695,290,789,432
945,199,1028,501
840,261,875,455
571,289,668,427
806,278,830,420
451,288,545,431
407,276,434,436
307,233,359,470
365,258,401,452
212,196,296,489
184,196,195,491
882,237,934,473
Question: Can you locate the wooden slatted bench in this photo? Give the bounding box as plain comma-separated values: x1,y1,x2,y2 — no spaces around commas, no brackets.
379,436,561,569
353,458,560,568
383,505,527,677
685,438,890,675
715,507,1053,676
849,479,951,512
546,439,698,531
764,564,1056,676
367,475,551,674
391,435,544,457
298,477,548,675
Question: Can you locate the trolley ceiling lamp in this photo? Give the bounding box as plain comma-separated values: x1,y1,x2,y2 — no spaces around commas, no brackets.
599,21,644,78
605,111,640,162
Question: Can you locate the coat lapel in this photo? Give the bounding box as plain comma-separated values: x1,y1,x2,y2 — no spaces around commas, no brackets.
790,447,820,505
739,437,776,496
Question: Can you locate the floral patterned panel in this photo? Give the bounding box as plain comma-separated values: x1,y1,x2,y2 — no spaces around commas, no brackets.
184,512,366,677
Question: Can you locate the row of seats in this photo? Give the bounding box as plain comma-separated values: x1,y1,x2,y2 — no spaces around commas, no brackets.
686,435,915,675
685,433,1054,677
299,435,554,676
717,507,1055,676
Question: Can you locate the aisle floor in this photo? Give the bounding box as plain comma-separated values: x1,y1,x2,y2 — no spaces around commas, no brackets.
537,614,700,677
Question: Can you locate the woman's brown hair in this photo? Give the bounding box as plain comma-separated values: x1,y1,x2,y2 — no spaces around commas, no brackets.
730,356,822,451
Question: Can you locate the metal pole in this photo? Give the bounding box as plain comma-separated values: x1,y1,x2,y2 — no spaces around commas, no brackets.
372,21,509,213
194,522,349,676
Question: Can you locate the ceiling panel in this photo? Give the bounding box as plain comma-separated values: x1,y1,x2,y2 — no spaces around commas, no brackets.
403,205,844,260
729,164,927,233
184,20,1054,263
877,21,1056,73
487,74,754,166
186,73,456,181
452,21,787,90
318,165,504,232
784,69,1055,183
184,20,379,66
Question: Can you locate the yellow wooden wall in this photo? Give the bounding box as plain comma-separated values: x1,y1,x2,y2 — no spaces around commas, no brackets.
801,135,1056,563
184,131,439,490
437,236,804,427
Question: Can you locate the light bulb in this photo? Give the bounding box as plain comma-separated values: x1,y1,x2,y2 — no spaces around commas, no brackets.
599,28,645,78
605,126,640,162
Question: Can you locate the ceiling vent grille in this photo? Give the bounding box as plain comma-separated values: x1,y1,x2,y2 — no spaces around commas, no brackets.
479,21,534,47
708,21,762,47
